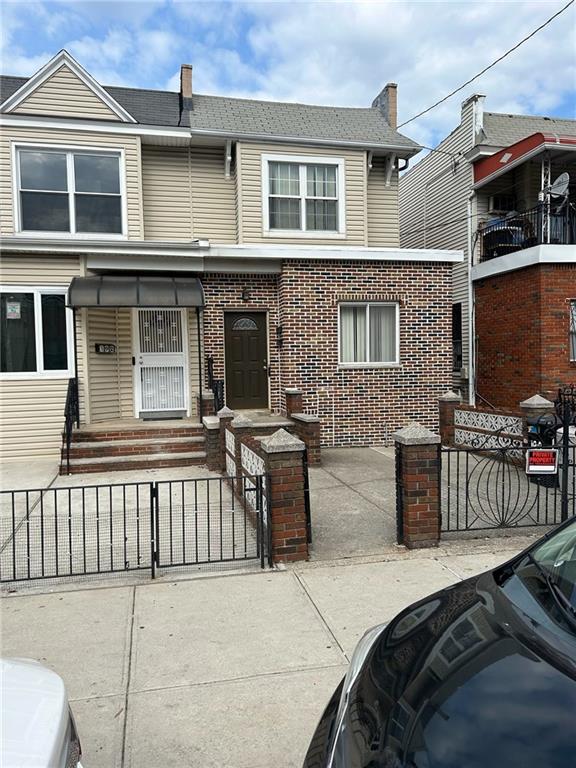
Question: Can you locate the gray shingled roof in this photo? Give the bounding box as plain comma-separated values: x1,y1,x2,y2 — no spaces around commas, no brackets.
483,111,576,147
0,74,418,151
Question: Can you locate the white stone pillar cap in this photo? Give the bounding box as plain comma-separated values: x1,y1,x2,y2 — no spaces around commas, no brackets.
392,422,441,445
260,428,305,453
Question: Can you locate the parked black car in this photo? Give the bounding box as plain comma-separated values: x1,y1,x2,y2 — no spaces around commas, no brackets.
304,518,576,767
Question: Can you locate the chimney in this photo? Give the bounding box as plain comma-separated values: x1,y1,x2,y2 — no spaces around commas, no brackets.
372,83,398,128
180,64,193,100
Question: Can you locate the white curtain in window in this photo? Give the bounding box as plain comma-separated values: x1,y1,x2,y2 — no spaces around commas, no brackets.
340,306,366,362
369,305,397,362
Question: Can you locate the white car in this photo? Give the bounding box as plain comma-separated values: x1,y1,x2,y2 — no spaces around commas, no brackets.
1,658,83,767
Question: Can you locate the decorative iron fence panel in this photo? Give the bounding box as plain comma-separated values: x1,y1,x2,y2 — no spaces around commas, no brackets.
1,476,271,584
154,475,270,570
441,444,575,532
0,482,153,582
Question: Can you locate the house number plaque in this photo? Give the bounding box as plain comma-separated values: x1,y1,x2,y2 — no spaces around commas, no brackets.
95,343,117,354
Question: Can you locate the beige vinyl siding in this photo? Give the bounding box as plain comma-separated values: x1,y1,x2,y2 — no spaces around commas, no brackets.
0,126,143,239
238,141,366,245
367,158,400,246
0,255,86,461
187,309,201,417
399,102,476,396
13,65,121,121
86,308,133,422
190,147,236,243
142,146,192,241
141,145,236,242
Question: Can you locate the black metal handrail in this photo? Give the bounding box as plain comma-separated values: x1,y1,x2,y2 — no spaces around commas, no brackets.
480,204,576,261
62,377,79,474
206,355,224,412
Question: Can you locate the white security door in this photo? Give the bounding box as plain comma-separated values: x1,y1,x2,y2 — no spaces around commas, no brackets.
135,309,188,415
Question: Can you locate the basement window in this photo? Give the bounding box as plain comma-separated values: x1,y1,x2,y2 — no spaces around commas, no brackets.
339,303,399,366
0,287,73,378
16,147,124,236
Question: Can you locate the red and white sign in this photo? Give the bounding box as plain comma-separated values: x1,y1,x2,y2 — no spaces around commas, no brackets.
525,448,559,475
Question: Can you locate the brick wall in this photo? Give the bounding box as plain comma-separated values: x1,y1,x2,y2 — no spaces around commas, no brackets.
279,260,452,446
202,261,453,447
475,263,576,409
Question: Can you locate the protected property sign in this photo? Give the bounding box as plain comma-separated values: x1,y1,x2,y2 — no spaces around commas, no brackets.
525,448,559,475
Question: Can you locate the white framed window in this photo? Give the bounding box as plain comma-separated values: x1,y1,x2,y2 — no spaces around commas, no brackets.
0,286,74,379
13,144,125,237
338,302,399,367
570,300,576,362
262,153,345,237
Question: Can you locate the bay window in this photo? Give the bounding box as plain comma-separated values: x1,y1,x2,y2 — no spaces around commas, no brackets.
16,147,123,235
339,303,399,365
0,287,73,377
263,154,345,235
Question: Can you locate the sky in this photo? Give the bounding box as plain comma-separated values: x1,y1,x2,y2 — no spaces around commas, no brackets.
1,0,575,148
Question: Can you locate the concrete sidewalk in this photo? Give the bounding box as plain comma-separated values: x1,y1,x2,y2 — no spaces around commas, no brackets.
0,538,536,768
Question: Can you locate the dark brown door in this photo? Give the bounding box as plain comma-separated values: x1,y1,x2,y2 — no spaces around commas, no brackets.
224,312,269,409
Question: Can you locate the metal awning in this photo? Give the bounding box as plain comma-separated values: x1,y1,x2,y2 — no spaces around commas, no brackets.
67,275,205,308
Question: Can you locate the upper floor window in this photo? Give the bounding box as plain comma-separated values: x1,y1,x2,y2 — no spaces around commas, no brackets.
262,154,345,236
570,300,576,361
16,147,123,236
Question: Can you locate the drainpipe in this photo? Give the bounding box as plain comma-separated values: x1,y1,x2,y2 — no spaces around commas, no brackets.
467,192,476,406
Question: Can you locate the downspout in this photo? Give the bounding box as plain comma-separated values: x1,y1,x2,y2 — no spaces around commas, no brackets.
467,192,475,406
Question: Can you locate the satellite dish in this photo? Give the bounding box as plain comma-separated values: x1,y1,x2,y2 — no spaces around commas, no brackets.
548,172,570,198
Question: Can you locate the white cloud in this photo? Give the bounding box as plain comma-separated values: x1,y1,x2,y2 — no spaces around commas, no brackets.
1,0,574,147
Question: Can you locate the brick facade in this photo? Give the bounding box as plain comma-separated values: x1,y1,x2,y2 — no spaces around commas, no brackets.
202,260,453,447
475,263,576,409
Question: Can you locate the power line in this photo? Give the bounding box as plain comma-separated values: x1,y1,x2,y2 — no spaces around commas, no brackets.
398,0,575,129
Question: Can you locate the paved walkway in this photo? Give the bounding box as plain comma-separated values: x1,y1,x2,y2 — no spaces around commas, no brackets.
0,537,542,768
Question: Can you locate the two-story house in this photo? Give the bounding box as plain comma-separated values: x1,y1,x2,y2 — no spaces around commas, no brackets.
399,95,576,410
0,50,461,471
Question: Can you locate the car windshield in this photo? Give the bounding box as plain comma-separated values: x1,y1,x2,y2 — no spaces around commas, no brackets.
514,519,576,623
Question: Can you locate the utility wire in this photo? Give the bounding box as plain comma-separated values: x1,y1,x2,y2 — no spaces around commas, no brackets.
397,0,575,129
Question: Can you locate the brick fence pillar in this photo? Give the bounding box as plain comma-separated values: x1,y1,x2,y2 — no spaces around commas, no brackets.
260,428,308,563
217,406,235,473
393,422,441,549
290,413,321,465
519,394,556,443
438,390,461,447
195,390,215,418
285,388,303,417
202,415,220,471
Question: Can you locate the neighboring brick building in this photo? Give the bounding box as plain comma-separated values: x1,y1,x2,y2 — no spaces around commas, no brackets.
475,261,576,410
0,50,462,470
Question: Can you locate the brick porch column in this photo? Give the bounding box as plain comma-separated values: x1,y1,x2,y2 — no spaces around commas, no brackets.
393,422,441,549
260,428,308,563
217,406,235,473
202,416,220,471
438,390,461,447
285,388,303,417
290,413,321,466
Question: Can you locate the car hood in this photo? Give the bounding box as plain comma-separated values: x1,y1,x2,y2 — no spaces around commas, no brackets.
339,572,576,768
1,657,69,768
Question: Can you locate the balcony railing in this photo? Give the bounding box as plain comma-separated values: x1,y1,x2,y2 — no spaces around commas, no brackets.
479,204,576,262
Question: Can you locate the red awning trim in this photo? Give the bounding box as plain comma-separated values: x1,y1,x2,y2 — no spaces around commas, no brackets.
473,132,576,188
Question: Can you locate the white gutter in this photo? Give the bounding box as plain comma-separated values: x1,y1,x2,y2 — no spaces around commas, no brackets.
467,193,476,406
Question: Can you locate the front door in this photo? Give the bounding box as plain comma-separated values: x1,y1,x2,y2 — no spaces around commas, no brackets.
135,309,188,416
224,312,268,409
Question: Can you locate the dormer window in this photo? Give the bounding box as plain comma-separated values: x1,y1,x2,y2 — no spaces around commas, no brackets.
16,147,124,236
262,154,345,237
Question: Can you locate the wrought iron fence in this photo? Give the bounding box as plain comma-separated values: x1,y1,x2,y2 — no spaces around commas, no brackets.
480,204,576,261
0,475,270,584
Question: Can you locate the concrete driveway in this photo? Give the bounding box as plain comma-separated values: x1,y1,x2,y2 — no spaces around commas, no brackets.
0,539,536,768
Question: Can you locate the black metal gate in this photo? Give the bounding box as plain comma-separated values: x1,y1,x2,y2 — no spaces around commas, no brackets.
441,388,575,533
1,475,271,584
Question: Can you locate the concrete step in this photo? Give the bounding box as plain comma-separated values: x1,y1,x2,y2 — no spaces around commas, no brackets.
68,436,205,458
71,426,203,442
61,451,207,475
